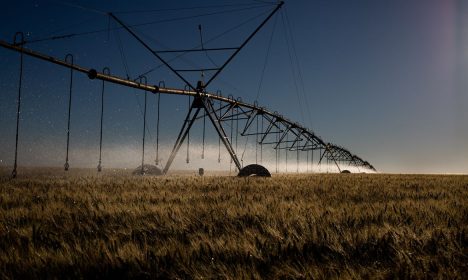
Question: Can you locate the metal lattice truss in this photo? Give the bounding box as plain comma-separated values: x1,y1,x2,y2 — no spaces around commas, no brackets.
183,94,377,173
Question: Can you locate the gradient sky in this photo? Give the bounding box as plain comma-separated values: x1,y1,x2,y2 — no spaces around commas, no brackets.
0,0,467,174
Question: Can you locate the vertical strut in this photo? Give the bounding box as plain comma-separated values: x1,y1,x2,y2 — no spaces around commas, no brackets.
64,54,74,171
201,96,241,170
163,101,200,174
318,147,324,172
163,94,242,174
11,32,24,179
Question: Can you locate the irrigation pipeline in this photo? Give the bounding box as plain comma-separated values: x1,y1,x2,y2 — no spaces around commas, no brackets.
0,40,376,172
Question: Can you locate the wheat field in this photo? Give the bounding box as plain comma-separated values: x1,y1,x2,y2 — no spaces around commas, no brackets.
0,168,467,279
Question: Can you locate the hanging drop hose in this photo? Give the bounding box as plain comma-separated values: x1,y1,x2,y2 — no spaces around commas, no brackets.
11,32,24,179
230,108,233,173
202,108,206,159
285,133,288,173
261,116,263,164
218,97,221,163
311,149,313,172
275,123,279,173
297,143,299,173
230,97,234,168
256,115,258,164
156,81,163,166
235,106,239,157
186,95,190,164
97,67,110,172
64,54,74,171
140,76,148,174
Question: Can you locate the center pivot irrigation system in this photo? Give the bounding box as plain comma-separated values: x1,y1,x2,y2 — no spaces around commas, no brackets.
2,2,376,177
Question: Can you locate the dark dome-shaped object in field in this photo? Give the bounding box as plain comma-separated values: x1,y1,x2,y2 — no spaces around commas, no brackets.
238,164,271,177
341,169,351,174
132,164,163,176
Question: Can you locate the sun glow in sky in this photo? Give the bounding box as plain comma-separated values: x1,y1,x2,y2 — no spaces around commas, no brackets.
0,0,467,174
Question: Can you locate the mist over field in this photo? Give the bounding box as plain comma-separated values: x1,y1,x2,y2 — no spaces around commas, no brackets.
1,140,462,174
0,142,373,173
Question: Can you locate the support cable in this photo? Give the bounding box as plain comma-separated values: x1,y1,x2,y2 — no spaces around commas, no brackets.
280,10,305,125
199,24,218,68
255,12,278,102
114,25,131,79
115,3,273,14
11,32,24,179
113,23,160,160
64,54,74,171
284,8,314,129
205,2,284,88
134,9,270,80
24,4,272,46
114,24,158,156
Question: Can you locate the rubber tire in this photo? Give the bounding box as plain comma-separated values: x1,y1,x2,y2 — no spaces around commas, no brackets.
238,164,271,177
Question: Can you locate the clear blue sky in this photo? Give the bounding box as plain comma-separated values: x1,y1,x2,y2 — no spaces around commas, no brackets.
0,0,467,173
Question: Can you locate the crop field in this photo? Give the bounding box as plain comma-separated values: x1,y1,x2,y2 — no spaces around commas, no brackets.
0,168,467,279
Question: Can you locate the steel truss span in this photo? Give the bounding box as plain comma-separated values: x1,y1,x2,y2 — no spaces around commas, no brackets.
1,39,376,175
